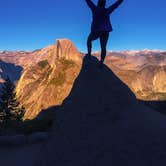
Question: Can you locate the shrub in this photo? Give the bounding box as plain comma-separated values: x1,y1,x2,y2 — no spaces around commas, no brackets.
59,58,75,70
38,60,49,68
49,72,66,87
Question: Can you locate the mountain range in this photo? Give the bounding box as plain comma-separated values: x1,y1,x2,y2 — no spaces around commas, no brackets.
1,55,166,166
94,50,166,100
0,39,166,119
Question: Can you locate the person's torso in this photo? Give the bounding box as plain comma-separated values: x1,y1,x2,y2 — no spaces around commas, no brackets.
91,7,112,32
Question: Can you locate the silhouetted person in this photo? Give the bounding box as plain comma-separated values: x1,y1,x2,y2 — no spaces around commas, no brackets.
86,0,124,67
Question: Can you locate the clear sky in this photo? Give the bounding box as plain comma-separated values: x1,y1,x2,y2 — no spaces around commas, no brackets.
0,0,166,52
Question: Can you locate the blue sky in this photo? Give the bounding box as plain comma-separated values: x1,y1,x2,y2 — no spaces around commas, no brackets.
0,0,166,52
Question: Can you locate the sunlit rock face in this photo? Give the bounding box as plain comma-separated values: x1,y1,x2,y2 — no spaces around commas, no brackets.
0,39,82,120
15,39,82,120
102,50,166,100
1,41,166,120
55,39,82,62
153,68,166,93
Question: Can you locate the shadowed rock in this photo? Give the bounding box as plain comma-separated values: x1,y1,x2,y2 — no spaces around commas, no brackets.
36,56,166,166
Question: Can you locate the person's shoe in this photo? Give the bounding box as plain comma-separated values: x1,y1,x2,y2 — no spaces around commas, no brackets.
99,60,103,69
86,53,91,56
86,53,92,60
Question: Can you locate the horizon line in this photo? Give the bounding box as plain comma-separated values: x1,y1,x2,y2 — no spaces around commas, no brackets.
1,48,166,53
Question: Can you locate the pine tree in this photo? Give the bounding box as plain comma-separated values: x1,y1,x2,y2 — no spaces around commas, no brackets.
0,76,25,127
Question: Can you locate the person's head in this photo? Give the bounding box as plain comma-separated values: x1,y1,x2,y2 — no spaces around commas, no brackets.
97,0,106,7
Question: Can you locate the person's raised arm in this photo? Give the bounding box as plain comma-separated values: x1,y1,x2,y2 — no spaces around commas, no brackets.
107,0,124,14
85,0,96,11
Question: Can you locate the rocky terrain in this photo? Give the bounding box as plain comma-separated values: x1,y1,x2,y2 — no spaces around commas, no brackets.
0,40,166,120
94,50,166,100
0,39,82,119
16,39,82,120
1,56,166,166
0,41,166,165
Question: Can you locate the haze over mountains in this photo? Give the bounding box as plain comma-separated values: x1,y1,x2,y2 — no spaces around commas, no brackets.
0,39,166,119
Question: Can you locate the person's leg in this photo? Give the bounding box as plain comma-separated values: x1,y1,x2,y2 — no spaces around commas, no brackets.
87,35,92,56
87,32,99,56
99,31,109,63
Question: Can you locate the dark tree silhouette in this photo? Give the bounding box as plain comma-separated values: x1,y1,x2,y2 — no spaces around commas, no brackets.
0,76,25,128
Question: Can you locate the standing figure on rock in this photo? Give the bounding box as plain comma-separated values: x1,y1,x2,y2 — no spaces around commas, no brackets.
86,0,124,67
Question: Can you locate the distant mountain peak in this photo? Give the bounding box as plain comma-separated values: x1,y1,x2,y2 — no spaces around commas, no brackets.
120,50,165,56
15,39,82,119
55,39,82,62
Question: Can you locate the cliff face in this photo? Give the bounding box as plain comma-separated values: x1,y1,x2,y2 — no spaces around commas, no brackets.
0,42,165,119
130,66,166,100
102,51,166,101
55,39,82,61
16,39,82,120
153,68,166,93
